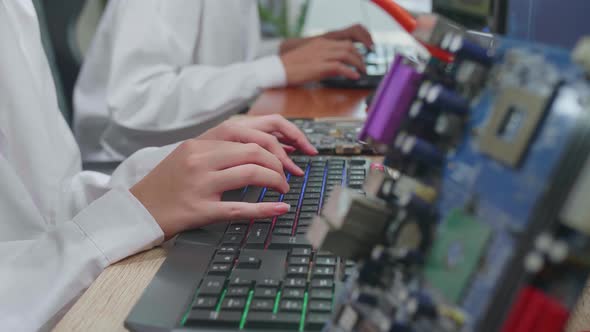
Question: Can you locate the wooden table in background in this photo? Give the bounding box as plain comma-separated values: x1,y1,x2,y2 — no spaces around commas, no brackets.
53,85,590,332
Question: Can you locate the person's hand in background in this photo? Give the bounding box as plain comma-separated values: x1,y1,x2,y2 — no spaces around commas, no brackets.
280,38,366,85
198,114,318,176
280,24,374,53
131,139,292,239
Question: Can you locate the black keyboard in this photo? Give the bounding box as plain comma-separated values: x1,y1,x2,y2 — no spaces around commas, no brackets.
182,156,367,330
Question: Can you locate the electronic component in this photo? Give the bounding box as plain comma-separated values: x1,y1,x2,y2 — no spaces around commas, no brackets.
310,12,590,332
291,118,377,155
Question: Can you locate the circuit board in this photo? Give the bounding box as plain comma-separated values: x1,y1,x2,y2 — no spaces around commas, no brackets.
290,118,378,155
311,27,590,332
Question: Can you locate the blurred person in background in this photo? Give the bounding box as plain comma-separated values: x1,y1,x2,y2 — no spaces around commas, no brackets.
74,0,374,161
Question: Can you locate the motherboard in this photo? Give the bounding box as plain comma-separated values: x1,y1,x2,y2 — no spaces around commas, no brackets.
308,13,590,332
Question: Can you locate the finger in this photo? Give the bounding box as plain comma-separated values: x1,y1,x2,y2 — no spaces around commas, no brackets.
206,142,285,177
258,115,319,156
325,49,366,73
213,164,289,194
283,144,296,153
212,202,291,222
349,25,374,49
232,128,304,176
322,62,361,81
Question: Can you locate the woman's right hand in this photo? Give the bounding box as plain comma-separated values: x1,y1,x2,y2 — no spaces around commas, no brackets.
130,139,291,239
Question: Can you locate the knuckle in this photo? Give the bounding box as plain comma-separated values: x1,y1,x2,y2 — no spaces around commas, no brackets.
227,205,243,220
182,155,202,172
242,165,259,181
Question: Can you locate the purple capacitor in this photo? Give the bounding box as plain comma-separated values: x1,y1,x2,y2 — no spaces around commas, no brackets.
359,56,423,145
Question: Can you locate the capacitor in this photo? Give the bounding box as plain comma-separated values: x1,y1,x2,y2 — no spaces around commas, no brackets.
424,84,470,116
398,135,445,167
524,251,545,273
410,292,438,319
548,240,569,263
434,114,463,138
448,33,494,67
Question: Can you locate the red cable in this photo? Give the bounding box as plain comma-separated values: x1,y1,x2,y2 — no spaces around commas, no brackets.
371,0,416,33
370,0,454,63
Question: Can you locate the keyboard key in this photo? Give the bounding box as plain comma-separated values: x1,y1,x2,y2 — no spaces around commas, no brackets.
237,255,261,269
282,288,305,299
227,287,249,297
268,235,311,249
280,300,303,312
262,196,281,202
259,278,280,287
288,257,310,266
315,257,337,266
316,251,335,257
308,300,332,312
306,313,332,330
245,224,269,249
246,312,300,329
226,225,247,234
284,278,306,288
250,299,274,312
300,206,318,213
297,219,313,227
348,181,364,189
310,289,333,300
296,227,309,234
277,213,296,222
209,264,231,275
192,297,218,309
229,276,253,287
287,265,309,277
303,193,321,199
199,277,225,296
305,187,323,193
283,199,299,206
311,279,334,289
313,267,335,278
185,310,241,328
291,248,312,257
221,234,244,246
283,193,300,200
273,227,293,235
212,253,234,264
276,219,295,229
302,198,320,206
221,298,246,311
350,158,366,165
298,212,316,220
218,246,237,254
254,287,277,299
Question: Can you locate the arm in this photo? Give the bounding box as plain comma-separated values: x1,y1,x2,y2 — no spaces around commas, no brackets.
106,0,286,133
0,188,163,331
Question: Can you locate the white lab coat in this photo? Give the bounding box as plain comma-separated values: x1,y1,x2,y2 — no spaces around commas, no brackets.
0,1,170,330
74,0,286,161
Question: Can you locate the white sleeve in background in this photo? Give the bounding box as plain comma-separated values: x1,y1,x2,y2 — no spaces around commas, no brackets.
106,0,286,133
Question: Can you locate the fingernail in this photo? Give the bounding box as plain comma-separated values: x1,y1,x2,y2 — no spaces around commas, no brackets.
275,203,291,213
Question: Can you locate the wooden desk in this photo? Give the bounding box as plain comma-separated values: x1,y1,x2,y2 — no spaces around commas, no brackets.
54,85,590,332
53,86,371,332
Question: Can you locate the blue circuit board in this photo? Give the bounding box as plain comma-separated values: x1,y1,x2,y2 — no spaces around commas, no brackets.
433,38,590,328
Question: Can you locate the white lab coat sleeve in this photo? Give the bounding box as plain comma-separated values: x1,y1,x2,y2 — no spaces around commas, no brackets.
106,0,286,133
258,38,284,57
0,144,178,330
0,188,164,331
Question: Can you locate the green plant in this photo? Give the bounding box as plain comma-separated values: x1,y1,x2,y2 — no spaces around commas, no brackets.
258,0,311,38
